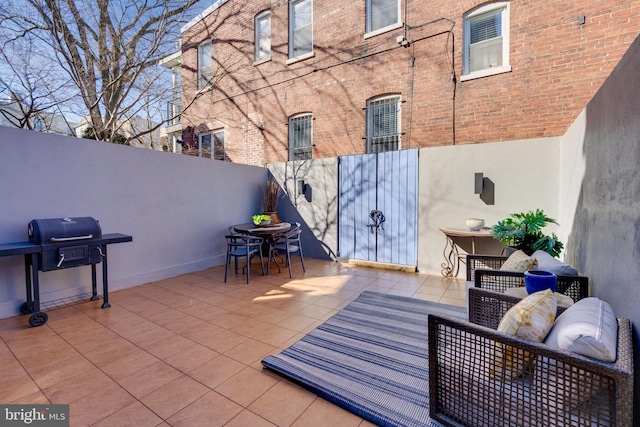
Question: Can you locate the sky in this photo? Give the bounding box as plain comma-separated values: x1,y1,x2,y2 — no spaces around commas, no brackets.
0,0,213,126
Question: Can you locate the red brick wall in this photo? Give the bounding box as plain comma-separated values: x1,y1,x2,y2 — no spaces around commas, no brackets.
180,0,640,165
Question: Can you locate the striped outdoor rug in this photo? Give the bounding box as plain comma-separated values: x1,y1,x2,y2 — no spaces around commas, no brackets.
261,290,467,427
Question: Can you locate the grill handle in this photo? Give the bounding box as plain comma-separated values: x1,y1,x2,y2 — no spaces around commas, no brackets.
50,234,93,243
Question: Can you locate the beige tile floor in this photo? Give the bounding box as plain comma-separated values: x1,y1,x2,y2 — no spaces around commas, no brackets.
0,257,466,426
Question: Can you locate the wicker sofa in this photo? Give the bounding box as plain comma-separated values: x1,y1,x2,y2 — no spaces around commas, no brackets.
428,288,634,427
466,253,589,302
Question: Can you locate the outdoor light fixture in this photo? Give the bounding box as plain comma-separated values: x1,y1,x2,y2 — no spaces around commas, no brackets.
474,173,484,194
298,179,312,202
474,172,495,205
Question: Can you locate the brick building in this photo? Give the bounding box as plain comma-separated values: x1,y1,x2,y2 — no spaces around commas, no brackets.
176,0,640,166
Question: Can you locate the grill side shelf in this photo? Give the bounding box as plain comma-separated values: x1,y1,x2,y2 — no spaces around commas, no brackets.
102,233,133,245
0,242,41,256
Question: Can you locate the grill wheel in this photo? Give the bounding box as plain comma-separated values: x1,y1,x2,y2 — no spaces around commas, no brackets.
28,311,48,327
19,302,34,314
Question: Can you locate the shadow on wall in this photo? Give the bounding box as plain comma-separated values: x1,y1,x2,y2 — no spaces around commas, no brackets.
563,34,640,425
268,160,338,262
277,195,334,261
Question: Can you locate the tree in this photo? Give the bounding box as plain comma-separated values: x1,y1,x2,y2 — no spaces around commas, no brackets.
0,0,202,144
82,125,127,144
0,32,77,134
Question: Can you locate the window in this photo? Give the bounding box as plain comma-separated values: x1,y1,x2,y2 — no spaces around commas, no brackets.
366,0,400,34
289,0,313,59
33,117,44,132
366,95,401,153
198,40,213,89
462,2,511,80
255,11,271,63
289,114,313,160
199,130,225,160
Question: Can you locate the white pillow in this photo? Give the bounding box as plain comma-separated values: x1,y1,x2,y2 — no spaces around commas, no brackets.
544,297,618,362
531,250,579,276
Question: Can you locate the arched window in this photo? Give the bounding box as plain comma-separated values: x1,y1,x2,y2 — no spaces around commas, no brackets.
288,113,313,160
366,95,401,153
462,2,511,81
255,11,271,63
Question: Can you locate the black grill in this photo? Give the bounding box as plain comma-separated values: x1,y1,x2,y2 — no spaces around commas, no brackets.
0,218,132,327
28,217,103,271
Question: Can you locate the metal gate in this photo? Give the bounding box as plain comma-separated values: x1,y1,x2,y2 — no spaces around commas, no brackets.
338,149,418,266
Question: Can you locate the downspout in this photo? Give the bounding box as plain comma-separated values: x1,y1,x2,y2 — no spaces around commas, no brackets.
450,31,457,145
404,0,409,40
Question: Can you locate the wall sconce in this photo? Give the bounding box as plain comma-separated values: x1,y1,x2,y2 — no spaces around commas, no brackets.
474,173,484,194
475,172,495,205
298,179,312,202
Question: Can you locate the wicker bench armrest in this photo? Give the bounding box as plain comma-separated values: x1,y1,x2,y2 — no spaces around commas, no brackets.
473,270,589,302
428,313,634,427
466,254,508,281
468,287,568,328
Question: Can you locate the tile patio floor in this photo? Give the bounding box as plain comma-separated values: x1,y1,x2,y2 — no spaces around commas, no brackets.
0,258,466,426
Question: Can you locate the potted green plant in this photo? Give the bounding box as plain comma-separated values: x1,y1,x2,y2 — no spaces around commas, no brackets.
492,209,564,257
260,177,284,223
252,214,272,226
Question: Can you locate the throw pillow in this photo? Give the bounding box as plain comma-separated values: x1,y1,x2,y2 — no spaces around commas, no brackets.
544,297,618,362
491,289,557,380
531,250,579,276
499,249,538,286
500,249,538,272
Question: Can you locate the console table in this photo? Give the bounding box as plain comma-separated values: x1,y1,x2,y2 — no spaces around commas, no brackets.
439,227,503,277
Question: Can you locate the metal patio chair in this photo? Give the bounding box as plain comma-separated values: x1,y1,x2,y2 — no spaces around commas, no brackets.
224,234,264,284
268,227,305,278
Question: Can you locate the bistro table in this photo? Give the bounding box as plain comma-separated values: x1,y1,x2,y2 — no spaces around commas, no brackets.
234,222,291,237
233,222,292,273
439,226,503,277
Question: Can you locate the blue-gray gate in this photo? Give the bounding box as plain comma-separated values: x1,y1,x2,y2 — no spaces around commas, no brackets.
338,149,419,266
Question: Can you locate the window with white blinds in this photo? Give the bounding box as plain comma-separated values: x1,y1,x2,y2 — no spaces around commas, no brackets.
198,40,213,89
463,3,510,80
289,0,313,59
366,0,399,33
289,114,313,160
366,95,401,153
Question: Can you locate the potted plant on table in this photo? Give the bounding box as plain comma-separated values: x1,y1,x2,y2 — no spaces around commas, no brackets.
492,209,564,257
252,214,272,226
260,177,284,223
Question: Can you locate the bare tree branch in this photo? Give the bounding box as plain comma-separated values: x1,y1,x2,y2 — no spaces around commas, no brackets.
0,0,202,145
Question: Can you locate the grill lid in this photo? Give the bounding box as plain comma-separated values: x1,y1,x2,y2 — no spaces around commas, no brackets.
28,217,102,245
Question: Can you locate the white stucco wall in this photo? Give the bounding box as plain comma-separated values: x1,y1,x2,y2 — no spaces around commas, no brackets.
557,109,588,255
0,126,267,319
418,138,562,275
268,158,338,260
